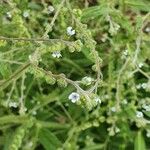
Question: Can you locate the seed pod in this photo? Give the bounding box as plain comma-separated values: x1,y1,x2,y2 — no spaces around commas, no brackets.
74,40,83,52
92,64,97,72
34,68,45,79
68,45,76,53
57,78,68,87
49,42,66,53
45,74,56,85
73,9,82,18
8,125,26,150
0,40,7,47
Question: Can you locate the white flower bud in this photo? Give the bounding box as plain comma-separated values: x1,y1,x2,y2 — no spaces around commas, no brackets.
110,107,116,112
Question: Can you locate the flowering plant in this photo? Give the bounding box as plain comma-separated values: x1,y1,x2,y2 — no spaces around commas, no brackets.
0,0,150,149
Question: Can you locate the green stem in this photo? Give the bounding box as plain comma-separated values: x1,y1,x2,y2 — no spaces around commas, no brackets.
0,115,29,125
116,58,130,110
0,62,30,90
0,115,70,129
0,36,72,45
37,121,70,129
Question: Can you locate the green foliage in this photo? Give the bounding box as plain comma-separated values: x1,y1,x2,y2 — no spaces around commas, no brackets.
134,131,146,150
39,128,61,150
0,0,150,149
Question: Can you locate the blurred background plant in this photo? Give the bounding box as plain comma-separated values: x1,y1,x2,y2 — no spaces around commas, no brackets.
0,0,150,149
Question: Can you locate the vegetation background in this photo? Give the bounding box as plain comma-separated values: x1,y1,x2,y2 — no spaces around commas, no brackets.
0,0,150,149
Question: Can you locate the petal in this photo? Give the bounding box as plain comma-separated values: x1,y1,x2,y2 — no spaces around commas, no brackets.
71,99,77,103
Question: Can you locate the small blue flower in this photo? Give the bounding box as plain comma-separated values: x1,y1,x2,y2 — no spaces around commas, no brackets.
52,51,62,58
145,27,150,33
23,11,29,18
9,102,18,108
142,104,150,111
67,26,75,36
94,97,101,104
110,107,116,112
138,63,144,68
6,12,12,19
136,111,143,118
68,92,80,103
48,6,55,14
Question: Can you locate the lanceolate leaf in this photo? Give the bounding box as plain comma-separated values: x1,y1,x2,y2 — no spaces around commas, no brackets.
39,128,61,150
134,131,146,150
125,0,150,11
81,4,111,21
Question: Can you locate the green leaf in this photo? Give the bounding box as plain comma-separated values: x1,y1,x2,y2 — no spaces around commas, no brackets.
28,2,43,10
143,111,150,118
39,128,61,150
134,131,146,150
82,144,104,150
81,4,111,21
125,0,150,12
0,63,11,79
3,131,13,150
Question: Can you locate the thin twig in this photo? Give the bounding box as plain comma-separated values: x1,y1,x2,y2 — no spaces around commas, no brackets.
43,0,66,37
0,59,24,65
0,36,73,45
0,62,30,90
132,13,150,64
35,65,91,101
66,0,102,93
137,66,150,79
116,58,130,110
